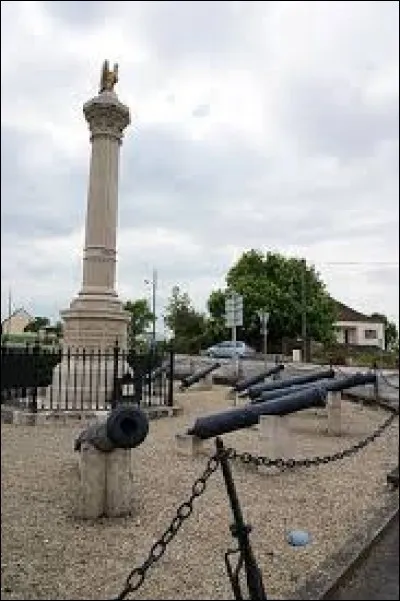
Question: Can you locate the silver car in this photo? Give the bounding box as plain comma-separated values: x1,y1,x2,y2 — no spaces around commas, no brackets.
204,341,256,359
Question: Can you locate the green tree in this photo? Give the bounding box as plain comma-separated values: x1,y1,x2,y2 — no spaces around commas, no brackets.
208,250,336,352
370,313,399,351
164,286,207,353
24,316,50,333
124,299,154,350
206,289,229,343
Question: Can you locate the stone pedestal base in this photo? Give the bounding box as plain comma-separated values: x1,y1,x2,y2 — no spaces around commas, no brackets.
61,290,130,350
258,415,288,474
45,356,131,410
327,391,342,436
75,444,134,519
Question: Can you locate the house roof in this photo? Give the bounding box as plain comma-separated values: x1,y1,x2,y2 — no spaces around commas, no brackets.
334,300,386,324
1,307,33,325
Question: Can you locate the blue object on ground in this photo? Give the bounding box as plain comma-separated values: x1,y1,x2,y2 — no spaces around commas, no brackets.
287,529,310,547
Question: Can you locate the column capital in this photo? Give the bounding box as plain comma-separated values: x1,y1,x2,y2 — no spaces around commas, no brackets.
83,91,130,141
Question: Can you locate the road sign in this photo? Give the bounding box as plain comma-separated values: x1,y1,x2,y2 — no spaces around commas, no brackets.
225,293,243,327
257,310,269,334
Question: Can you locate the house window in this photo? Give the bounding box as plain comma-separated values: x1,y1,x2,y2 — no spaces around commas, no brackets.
364,329,377,339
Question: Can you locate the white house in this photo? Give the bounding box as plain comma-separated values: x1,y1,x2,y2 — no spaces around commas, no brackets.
334,301,385,350
1,308,33,336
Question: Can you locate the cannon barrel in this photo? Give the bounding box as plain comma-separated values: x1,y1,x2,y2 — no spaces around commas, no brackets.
325,372,376,392
232,363,284,393
187,387,327,439
74,405,149,452
250,372,377,404
179,361,221,391
250,382,313,403
246,368,335,400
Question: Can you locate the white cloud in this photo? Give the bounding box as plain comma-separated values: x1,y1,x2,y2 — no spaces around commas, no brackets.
1,0,399,328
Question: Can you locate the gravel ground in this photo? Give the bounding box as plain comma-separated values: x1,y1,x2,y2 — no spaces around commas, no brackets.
1,387,398,600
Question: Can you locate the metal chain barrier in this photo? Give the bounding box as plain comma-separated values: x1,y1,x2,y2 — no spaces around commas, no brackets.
113,453,220,600
227,412,397,471
112,410,398,600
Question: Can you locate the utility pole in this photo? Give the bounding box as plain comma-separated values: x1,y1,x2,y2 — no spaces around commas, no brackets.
145,269,157,350
301,259,307,363
152,268,157,349
7,288,12,336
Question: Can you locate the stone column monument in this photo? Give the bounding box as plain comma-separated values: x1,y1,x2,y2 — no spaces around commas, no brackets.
62,60,130,349
47,61,131,409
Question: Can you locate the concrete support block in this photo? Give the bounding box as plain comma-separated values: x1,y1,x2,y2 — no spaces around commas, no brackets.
258,415,288,474
105,448,134,517
175,433,209,457
76,445,134,519
327,391,342,436
195,372,213,391
76,443,106,519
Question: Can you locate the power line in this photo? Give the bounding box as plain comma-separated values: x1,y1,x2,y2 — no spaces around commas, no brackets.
314,261,399,266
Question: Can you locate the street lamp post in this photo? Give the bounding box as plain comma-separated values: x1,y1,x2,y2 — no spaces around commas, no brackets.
145,269,157,350
301,259,307,363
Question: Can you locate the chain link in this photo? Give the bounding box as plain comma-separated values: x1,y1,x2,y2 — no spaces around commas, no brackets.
113,453,220,600
228,412,397,471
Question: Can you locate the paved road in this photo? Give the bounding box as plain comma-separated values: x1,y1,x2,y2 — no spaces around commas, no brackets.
325,514,399,600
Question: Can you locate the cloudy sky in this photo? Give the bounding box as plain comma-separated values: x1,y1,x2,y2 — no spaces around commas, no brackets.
1,0,399,331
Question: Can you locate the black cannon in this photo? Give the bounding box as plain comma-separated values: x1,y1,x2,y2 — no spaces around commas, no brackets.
179,361,221,391
324,372,377,392
74,405,149,452
250,372,378,404
187,387,327,439
244,368,335,400
232,363,285,393
250,382,314,403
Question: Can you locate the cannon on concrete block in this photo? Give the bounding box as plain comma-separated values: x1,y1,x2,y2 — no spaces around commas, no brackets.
232,363,285,394
179,361,221,391
74,405,150,519
187,387,327,439
74,405,149,452
250,372,377,404
244,368,335,400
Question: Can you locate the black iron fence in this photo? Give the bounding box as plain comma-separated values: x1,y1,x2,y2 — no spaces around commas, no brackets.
1,342,174,412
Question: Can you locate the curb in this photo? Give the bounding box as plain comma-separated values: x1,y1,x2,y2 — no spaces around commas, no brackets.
1,405,182,426
290,493,399,600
